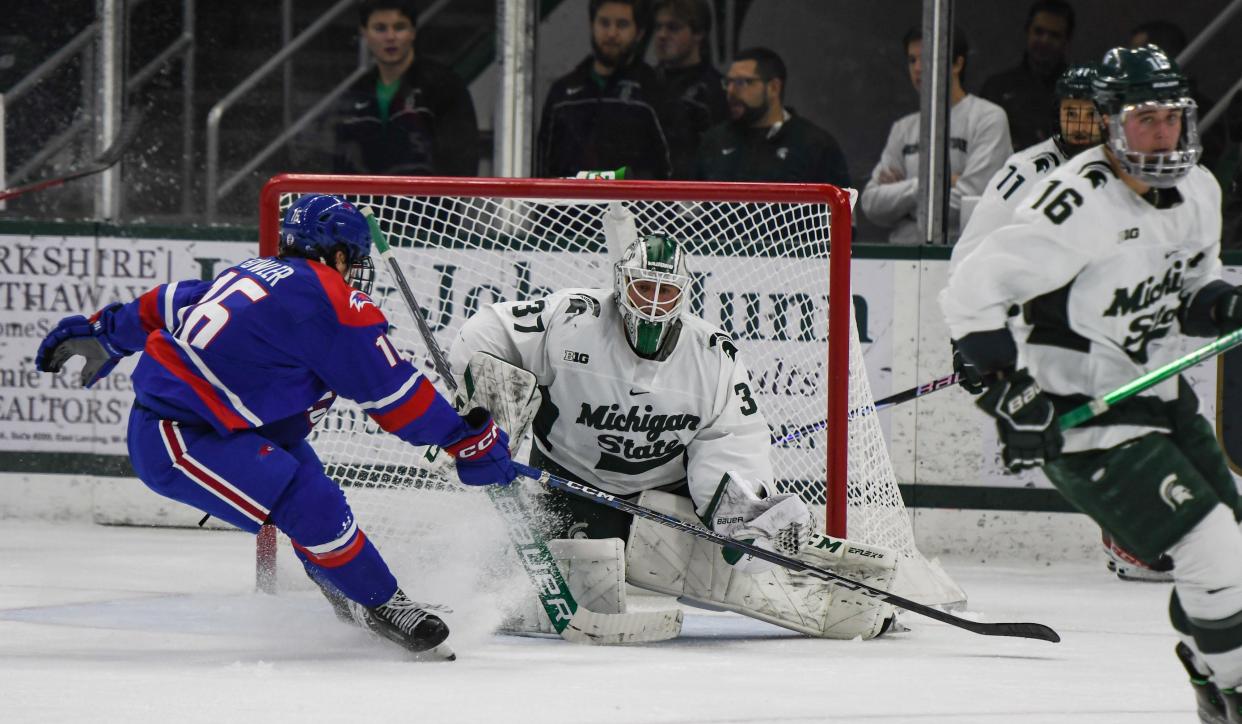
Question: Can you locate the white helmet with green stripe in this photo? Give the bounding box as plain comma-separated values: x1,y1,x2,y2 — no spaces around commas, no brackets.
614,234,691,359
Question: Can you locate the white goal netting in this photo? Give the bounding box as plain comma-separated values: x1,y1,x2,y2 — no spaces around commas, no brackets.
258,176,963,607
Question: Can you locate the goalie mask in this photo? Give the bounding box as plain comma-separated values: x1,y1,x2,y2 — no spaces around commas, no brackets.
614,234,691,359
1093,45,1201,188
280,194,376,295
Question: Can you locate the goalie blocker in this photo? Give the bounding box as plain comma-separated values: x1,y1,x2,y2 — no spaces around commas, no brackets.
464,352,897,640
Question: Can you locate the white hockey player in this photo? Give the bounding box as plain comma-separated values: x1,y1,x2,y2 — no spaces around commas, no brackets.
942,45,1242,723
946,63,1173,583
449,232,899,640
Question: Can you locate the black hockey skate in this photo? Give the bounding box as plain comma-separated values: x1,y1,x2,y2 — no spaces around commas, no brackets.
1176,642,1228,724
348,588,455,661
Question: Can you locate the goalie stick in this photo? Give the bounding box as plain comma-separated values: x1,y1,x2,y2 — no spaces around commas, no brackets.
0,109,144,203
360,207,682,645
512,461,1061,643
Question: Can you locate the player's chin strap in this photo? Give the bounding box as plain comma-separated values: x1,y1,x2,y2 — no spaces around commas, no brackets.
360,206,682,644
513,461,1060,643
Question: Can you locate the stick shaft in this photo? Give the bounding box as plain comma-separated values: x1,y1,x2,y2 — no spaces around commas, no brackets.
1058,328,1242,430
362,210,588,635
0,109,144,203
775,371,963,444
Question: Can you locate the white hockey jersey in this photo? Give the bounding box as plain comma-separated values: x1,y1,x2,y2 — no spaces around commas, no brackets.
449,288,773,511
861,94,1012,245
949,137,1070,275
941,145,1224,452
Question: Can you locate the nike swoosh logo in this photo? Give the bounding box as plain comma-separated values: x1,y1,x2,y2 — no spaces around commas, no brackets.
566,86,583,96
1164,250,1177,258
629,389,649,396
721,148,736,155
353,101,369,110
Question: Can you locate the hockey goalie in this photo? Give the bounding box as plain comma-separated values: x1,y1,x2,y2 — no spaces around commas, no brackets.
448,229,899,640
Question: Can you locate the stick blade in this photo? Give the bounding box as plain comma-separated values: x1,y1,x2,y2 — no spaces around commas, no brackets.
975,621,1061,643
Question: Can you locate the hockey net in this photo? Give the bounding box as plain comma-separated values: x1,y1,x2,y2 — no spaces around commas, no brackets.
256,174,964,607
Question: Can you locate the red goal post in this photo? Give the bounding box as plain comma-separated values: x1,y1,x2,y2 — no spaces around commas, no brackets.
258,173,853,535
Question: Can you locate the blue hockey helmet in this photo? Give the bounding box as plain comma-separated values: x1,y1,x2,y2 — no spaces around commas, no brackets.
280,194,376,294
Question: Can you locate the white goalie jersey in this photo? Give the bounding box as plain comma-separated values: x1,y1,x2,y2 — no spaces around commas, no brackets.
449,288,773,512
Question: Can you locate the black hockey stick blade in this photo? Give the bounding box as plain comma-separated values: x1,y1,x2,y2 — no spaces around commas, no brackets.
0,108,145,203
516,462,1061,643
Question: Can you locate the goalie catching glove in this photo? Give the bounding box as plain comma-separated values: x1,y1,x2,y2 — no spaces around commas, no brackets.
707,472,810,573
705,472,896,578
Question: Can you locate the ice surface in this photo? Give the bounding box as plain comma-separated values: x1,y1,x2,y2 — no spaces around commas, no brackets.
0,521,1195,723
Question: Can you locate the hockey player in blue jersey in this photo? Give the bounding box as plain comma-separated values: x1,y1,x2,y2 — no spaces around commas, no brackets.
34,194,517,659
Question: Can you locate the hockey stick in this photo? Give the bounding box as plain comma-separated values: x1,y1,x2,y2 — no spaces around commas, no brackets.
774,371,966,444
0,109,144,203
1059,327,1242,430
361,207,682,644
513,461,1060,643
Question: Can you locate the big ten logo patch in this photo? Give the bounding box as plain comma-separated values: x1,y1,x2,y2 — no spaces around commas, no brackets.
563,350,590,364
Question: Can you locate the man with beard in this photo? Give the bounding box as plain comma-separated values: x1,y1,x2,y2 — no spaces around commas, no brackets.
333,0,479,176
536,0,674,179
861,26,1011,244
693,47,850,186
651,0,727,179
980,0,1075,150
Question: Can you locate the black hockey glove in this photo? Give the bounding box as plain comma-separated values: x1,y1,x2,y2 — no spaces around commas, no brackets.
950,339,987,395
1214,287,1242,333
976,369,1063,472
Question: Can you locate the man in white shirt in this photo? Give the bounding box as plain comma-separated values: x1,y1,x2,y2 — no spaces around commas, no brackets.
861,26,1012,244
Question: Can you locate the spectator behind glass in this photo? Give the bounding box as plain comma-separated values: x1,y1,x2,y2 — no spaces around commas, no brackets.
333,0,479,176
536,0,673,179
693,47,850,186
1128,21,1228,177
861,26,1012,245
652,0,727,179
980,0,1074,150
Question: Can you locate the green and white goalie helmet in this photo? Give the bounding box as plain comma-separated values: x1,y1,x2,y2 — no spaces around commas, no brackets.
1093,44,1201,188
614,234,691,358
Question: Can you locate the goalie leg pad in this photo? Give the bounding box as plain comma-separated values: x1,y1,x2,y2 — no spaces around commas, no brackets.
626,490,896,640
502,537,628,635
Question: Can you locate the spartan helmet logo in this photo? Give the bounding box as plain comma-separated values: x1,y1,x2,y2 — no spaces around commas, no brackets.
1158,473,1194,511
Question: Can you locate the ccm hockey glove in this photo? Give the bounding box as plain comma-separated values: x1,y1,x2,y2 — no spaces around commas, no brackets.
444,407,517,486
976,369,1063,472
35,304,126,387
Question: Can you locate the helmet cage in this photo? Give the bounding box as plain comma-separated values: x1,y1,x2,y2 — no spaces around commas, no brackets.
613,235,691,357
619,266,689,324
1104,98,1201,188
347,254,377,297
